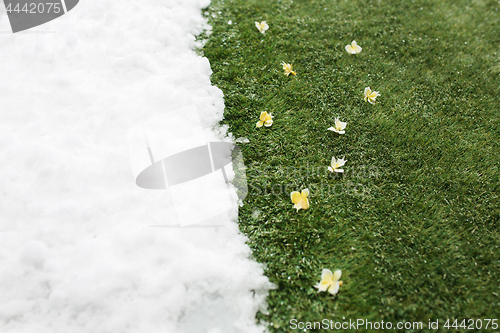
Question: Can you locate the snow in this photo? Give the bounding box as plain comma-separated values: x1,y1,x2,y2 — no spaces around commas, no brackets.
0,1,272,332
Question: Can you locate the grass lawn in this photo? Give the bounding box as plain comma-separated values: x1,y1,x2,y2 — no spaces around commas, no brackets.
201,0,500,331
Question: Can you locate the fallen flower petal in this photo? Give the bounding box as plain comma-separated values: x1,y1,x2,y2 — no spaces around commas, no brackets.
281,62,296,76
327,118,347,134
255,21,269,34
314,269,343,295
290,188,309,211
345,40,362,54
328,156,347,173
364,87,380,104
256,111,273,127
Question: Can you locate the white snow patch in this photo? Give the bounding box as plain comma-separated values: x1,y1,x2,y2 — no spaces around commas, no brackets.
0,1,272,332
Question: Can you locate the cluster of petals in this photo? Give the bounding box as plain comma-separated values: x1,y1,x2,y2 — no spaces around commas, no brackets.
250,22,384,296
343,40,382,104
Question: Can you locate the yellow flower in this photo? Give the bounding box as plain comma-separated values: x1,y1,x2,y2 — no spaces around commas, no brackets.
315,269,343,295
364,87,380,104
255,21,269,34
328,156,347,173
345,40,362,54
281,62,296,76
256,111,273,128
290,188,309,211
327,118,347,134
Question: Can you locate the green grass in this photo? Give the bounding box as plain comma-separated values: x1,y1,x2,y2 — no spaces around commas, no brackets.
201,0,500,331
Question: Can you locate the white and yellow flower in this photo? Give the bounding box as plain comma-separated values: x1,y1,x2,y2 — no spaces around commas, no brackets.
281,62,296,76
255,21,269,34
327,118,347,134
290,188,309,212
328,156,347,173
315,269,343,295
256,111,273,128
363,87,380,104
345,40,362,54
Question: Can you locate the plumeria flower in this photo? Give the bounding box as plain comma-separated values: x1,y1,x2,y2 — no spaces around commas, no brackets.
364,87,380,104
290,188,309,212
281,62,296,76
345,40,362,54
255,21,269,34
328,156,347,173
256,111,273,128
315,269,343,295
327,118,347,134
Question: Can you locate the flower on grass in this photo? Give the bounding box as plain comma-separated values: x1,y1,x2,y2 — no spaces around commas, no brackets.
255,21,269,34
363,87,380,104
315,269,343,295
328,156,347,173
290,188,309,212
345,40,362,54
256,111,273,128
281,62,296,76
327,118,347,134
